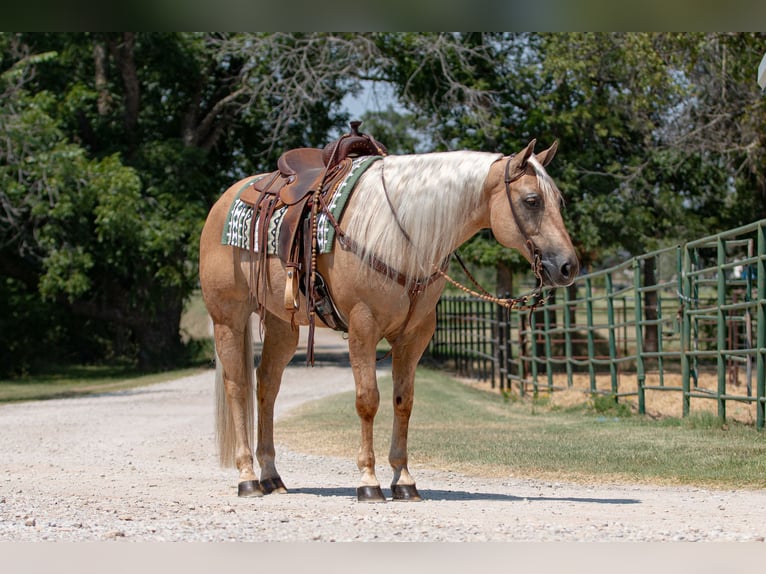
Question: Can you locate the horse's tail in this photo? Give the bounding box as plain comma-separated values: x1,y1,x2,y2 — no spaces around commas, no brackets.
215,320,255,468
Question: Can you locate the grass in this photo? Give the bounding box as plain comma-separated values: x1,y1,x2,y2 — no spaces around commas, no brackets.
0,365,208,403
277,367,766,489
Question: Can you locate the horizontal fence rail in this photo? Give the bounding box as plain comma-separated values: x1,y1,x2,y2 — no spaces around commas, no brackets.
429,219,766,429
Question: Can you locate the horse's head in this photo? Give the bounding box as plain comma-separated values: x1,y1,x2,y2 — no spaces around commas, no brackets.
486,140,579,287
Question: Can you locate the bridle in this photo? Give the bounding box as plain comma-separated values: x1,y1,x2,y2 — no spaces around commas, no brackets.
432,155,549,312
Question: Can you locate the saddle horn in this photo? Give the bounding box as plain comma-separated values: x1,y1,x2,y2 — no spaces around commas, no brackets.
322,121,388,169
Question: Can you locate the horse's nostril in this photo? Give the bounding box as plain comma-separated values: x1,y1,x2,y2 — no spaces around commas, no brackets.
561,262,571,279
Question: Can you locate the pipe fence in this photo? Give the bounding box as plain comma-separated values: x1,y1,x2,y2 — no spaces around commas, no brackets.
429,219,766,428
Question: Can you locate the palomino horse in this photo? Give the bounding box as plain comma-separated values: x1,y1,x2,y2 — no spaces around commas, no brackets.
199,139,578,501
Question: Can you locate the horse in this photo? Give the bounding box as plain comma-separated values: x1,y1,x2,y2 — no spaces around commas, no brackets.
198,139,579,501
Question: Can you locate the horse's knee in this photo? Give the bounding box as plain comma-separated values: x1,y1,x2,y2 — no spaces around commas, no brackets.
393,392,414,416
355,387,379,419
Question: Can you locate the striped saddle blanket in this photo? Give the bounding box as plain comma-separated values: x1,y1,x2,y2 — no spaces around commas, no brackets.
221,155,381,254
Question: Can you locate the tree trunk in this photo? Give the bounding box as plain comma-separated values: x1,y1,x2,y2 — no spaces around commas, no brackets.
132,297,185,371
643,257,659,357
496,261,513,297
109,32,140,150
70,287,187,370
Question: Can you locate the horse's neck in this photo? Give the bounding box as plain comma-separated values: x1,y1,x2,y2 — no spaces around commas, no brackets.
344,151,500,285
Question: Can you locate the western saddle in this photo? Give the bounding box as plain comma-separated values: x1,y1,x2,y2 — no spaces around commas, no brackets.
239,121,387,363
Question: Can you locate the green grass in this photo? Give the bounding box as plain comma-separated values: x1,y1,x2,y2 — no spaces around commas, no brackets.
277,367,766,489
0,365,207,403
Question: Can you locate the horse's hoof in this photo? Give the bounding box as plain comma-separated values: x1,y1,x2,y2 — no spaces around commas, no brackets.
237,480,264,497
391,484,423,502
357,485,387,503
261,477,288,494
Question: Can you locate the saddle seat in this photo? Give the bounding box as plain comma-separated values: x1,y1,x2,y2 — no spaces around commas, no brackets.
274,148,327,205
278,147,325,176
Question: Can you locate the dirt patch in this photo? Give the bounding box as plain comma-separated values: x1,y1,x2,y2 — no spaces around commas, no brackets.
463,370,759,425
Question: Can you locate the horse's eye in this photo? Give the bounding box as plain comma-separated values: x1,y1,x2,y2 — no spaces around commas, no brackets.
524,195,542,209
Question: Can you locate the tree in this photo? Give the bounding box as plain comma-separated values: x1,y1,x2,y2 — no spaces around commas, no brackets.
0,37,147,372
0,32,355,372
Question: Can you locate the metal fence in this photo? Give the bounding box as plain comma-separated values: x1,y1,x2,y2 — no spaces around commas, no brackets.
430,219,766,428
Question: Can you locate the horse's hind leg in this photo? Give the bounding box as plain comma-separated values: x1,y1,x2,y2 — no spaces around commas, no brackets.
213,316,261,497
255,311,299,494
388,311,437,502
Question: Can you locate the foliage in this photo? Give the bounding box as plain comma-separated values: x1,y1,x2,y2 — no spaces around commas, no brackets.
590,393,633,418
0,33,323,374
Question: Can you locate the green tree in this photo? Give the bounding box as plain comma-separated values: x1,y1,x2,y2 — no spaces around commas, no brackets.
0,32,353,373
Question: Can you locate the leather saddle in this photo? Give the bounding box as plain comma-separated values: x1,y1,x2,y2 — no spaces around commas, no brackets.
237,122,387,360
240,149,353,263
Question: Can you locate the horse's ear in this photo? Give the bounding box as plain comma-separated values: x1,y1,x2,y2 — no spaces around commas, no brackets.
507,139,537,173
536,140,558,167
521,139,536,165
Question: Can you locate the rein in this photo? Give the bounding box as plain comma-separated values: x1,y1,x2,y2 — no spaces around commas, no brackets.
434,251,549,312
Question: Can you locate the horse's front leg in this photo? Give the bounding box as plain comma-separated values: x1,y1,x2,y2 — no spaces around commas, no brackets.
388,310,436,502
348,307,386,502
255,311,299,494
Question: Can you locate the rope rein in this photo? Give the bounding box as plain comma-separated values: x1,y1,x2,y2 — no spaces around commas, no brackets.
435,249,550,311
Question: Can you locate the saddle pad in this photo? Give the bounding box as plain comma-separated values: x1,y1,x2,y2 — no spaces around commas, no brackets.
221,155,381,254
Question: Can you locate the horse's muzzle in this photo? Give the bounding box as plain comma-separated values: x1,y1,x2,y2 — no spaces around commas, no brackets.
541,254,579,287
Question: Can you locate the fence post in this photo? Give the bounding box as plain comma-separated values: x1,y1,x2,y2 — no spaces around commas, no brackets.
585,277,596,393
518,314,527,396
633,258,646,415
605,272,620,399
495,302,504,391
716,236,727,422
543,295,554,391
681,247,692,418
563,284,574,388
757,223,765,430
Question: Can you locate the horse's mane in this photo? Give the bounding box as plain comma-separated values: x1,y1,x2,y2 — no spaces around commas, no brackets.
343,151,503,286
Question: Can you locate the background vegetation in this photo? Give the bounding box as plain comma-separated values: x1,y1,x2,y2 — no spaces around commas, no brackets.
1,32,764,376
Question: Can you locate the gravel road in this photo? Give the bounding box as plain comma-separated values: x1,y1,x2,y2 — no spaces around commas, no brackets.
2,329,766,543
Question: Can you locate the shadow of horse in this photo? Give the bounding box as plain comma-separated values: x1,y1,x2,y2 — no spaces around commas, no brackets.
290,487,640,505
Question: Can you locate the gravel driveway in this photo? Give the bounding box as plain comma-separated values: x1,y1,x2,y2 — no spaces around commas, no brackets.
2,329,765,543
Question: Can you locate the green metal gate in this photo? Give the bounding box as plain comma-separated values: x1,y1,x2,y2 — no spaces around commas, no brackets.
430,219,766,428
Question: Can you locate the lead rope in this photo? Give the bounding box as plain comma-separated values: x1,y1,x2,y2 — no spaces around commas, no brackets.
433,254,549,311
445,250,549,311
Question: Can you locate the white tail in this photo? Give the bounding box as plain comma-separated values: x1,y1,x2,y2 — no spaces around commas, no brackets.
215,321,254,468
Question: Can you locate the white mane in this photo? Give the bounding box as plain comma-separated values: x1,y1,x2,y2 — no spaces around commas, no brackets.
343,151,503,285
